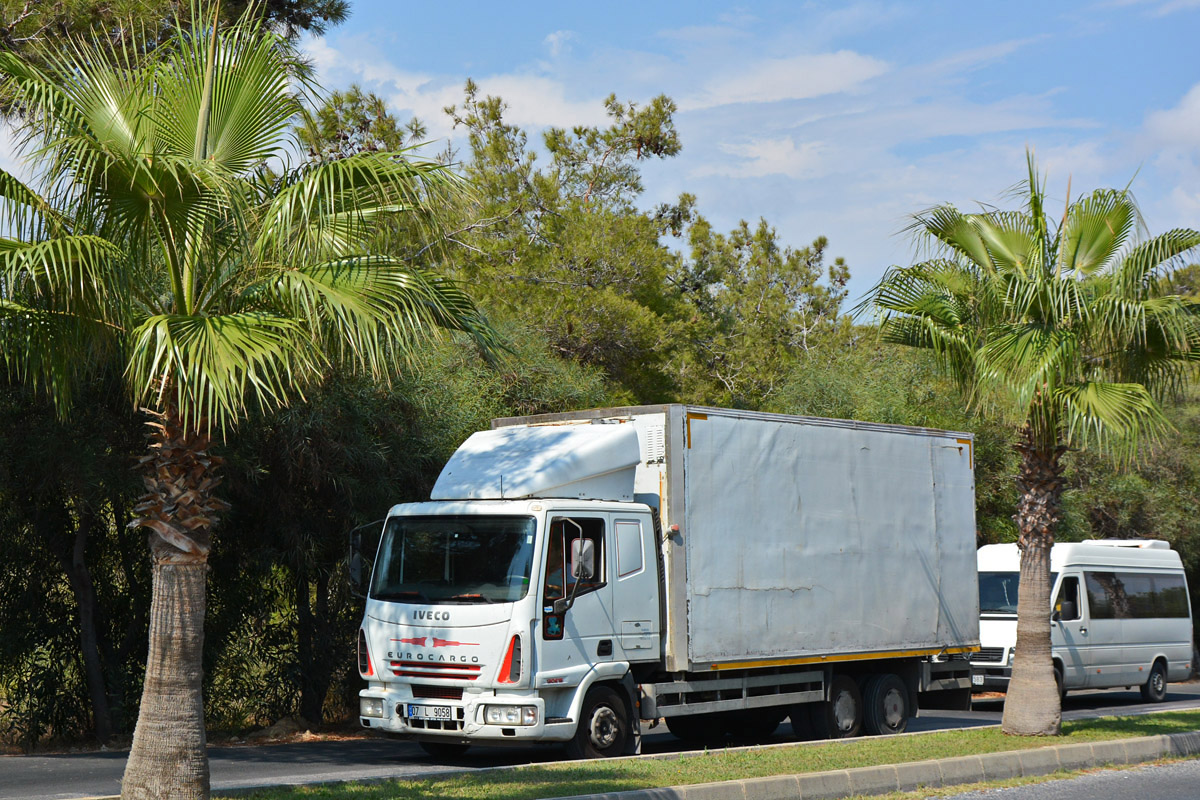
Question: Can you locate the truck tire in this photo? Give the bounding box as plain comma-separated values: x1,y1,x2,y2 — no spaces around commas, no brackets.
810,675,862,739
862,674,908,736
1140,660,1168,703
566,686,630,759
418,741,471,758
664,713,725,744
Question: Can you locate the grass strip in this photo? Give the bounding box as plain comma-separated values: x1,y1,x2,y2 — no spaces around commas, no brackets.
223,710,1200,800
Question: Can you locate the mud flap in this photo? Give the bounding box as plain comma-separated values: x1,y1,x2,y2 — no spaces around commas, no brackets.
620,672,642,755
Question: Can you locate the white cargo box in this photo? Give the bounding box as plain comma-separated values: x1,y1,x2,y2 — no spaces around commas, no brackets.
492,405,980,672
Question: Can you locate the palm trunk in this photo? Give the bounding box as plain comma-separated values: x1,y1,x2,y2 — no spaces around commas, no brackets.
122,406,226,800
1001,426,1064,736
121,561,209,799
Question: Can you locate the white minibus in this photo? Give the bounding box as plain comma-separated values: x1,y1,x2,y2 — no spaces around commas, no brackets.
972,540,1193,701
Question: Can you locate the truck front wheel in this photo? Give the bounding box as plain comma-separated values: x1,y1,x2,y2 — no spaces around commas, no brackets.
566,686,630,759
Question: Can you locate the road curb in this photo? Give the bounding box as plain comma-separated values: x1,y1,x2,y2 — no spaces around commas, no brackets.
551,729,1200,800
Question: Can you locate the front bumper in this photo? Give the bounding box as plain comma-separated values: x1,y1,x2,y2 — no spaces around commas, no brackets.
969,665,1011,690
359,687,576,743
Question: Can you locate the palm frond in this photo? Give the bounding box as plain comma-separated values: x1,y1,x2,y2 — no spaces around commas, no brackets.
1053,381,1171,461
0,235,124,318
977,323,1081,410
1059,189,1137,276
127,311,324,433
246,255,502,373
907,205,994,270
1112,228,1200,298
253,153,464,262
155,17,302,173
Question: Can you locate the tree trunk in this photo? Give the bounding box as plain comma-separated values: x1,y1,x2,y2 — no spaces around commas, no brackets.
60,506,115,743
1001,427,1064,736
122,406,227,800
120,561,209,799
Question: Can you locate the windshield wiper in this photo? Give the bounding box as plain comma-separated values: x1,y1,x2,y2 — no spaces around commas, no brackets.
446,593,495,604
374,589,431,602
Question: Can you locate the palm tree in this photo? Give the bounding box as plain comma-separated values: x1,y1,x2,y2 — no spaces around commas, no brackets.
0,8,496,798
864,153,1200,736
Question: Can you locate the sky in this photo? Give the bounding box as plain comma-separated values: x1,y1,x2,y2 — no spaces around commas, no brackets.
278,2,1195,301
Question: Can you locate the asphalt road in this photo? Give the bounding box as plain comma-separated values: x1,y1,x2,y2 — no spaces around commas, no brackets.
4,683,1200,800
942,757,1200,800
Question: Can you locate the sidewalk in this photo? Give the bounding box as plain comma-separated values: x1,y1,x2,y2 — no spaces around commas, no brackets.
556,730,1200,800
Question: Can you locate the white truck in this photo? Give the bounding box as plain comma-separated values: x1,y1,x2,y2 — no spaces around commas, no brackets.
353,405,979,758
972,540,1193,700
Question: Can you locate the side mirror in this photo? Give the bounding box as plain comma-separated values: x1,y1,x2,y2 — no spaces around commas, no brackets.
348,520,384,600
1058,598,1078,621
570,538,595,580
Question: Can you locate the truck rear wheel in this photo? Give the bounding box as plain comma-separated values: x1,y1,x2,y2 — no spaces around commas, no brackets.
566,686,630,759
862,674,908,735
810,675,862,739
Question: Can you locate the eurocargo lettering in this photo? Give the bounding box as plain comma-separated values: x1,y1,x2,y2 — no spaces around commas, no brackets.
351,405,981,759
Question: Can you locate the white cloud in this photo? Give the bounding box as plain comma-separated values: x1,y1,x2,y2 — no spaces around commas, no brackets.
544,30,576,58
683,51,889,110
695,137,828,179
1145,82,1200,150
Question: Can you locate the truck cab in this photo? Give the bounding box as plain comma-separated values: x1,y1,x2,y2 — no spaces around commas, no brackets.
356,421,661,757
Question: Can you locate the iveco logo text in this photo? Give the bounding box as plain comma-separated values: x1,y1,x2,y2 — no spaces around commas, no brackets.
413,610,450,621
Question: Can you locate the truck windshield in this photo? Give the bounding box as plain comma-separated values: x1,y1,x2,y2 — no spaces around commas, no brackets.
979,570,1056,615
370,515,536,604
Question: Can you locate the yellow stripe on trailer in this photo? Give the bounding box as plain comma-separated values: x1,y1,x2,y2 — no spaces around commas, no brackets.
707,645,978,671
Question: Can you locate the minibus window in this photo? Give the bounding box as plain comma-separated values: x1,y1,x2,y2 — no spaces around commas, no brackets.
1054,576,1081,621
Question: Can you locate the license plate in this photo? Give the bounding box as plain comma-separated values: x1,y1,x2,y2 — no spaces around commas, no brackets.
406,703,452,720
971,673,985,686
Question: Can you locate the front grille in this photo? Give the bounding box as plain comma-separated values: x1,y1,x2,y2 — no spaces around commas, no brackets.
389,660,482,680
407,718,466,731
412,684,464,700
971,647,1007,663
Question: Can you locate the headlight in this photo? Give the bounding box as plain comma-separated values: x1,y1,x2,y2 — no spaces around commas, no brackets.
484,705,537,726
360,697,384,718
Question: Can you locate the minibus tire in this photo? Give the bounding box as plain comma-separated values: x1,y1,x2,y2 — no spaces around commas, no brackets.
567,686,630,759
1140,660,1168,703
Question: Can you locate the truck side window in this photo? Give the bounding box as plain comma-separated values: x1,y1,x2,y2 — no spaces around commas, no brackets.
544,517,605,601
1055,576,1081,621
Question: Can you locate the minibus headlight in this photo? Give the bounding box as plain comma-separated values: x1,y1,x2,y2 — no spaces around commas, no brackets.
360,697,384,718
484,705,537,726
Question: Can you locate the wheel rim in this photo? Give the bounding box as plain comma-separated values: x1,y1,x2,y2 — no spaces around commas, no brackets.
833,691,857,732
1153,669,1166,694
882,687,905,729
589,705,621,749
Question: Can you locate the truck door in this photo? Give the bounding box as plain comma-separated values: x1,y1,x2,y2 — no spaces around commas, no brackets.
1052,574,1089,688
609,515,660,661
538,514,616,678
